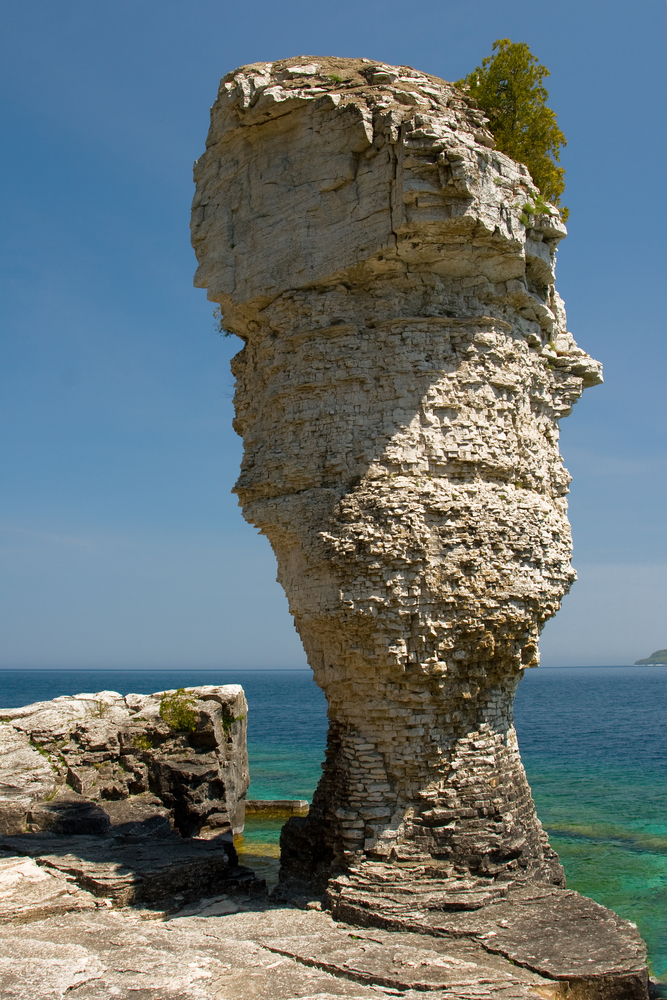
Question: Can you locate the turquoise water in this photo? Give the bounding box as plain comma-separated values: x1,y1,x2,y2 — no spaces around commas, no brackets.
1,666,665,975
514,666,667,977
530,762,667,977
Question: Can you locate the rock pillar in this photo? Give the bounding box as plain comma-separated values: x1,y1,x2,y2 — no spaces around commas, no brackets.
191,58,602,893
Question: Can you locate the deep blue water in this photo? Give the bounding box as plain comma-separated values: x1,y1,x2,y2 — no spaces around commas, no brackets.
1,666,665,976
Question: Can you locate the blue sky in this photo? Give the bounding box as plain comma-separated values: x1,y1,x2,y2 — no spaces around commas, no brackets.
1,0,665,668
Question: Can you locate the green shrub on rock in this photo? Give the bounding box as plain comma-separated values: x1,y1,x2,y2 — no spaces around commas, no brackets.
132,734,154,750
159,688,198,732
457,38,568,217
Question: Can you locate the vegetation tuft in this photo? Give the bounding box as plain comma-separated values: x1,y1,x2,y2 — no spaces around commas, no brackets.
159,689,198,732
457,39,568,219
132,734,154,751
518,193,553,225
213,304,233,337
222,712,246,735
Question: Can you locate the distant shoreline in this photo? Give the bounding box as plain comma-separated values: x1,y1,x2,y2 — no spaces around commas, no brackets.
0,664,664,671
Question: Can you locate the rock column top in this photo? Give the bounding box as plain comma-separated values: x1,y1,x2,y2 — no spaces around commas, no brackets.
191,56,577,324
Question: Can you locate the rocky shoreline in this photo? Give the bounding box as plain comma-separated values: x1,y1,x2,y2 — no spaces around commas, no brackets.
0,51,659,1000
0,687,652,999
0,686,263,914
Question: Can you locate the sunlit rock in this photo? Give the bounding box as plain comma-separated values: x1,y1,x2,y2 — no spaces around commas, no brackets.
191,57,602,895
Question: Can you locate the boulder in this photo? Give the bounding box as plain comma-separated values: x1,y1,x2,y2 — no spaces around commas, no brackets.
0,686,262,910
0,685,248,839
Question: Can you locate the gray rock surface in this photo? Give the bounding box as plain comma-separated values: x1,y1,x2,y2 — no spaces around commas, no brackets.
328,875,648,998
0,854,97,926
0,829,260,908
0,686,248,839
0,890,648,999
0,722,56,835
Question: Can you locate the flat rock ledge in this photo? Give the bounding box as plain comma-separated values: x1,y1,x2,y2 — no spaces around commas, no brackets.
0,874,650,1000
326,870,648,1000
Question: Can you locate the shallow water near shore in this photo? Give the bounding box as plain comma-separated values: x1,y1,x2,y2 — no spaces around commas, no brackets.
2,665,665,976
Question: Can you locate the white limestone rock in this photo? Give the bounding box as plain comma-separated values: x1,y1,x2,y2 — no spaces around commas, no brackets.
0,686,249,839
191,57,602,891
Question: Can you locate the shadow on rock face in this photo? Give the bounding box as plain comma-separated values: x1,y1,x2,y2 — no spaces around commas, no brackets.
26,792,125,837
0,794,263,909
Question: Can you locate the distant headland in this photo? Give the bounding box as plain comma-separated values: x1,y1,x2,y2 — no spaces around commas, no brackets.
634,649,667,664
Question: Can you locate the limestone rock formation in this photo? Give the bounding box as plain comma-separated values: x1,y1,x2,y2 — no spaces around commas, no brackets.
0,899,650,1000
0,686,248,839
191,59,602,894
0,687,260,908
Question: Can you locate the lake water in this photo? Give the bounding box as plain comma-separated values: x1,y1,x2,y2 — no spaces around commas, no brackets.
1,665,665,977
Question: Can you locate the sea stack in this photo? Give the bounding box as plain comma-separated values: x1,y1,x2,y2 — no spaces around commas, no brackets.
191,59,602,895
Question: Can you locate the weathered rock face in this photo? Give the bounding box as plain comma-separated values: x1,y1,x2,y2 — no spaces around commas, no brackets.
191,58,602,889
0,686,248,839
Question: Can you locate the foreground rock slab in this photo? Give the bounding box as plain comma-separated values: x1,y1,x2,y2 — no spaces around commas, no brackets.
328,874,647,999
0,854,97,925
0,895,647,1000
260,926,558,996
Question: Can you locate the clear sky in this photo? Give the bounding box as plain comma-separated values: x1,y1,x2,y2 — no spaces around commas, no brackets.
1,1,665,669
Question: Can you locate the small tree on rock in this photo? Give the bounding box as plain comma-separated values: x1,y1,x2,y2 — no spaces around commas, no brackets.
457,39,568,217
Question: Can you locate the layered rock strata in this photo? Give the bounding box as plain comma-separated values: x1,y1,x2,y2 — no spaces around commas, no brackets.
0,897,651,1000
191,59,602,893
0,686,248,839
0,687,257,907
